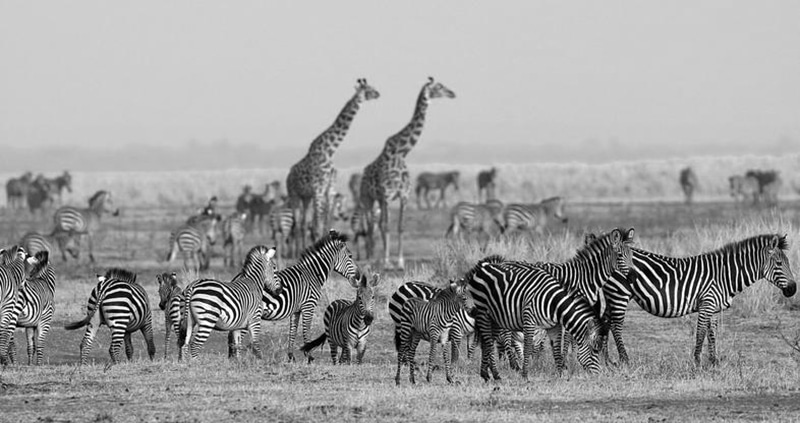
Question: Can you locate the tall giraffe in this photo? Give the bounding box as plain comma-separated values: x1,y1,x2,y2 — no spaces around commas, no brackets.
286,79,380,255
360,77,456,269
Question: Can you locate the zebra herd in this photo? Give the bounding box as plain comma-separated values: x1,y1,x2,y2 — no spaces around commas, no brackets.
0,223,795,385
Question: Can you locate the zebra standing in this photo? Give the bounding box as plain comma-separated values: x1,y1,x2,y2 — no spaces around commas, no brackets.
466,256,603,381
156,272,184,359
502,196,568,236
679,167,699,204
415,171,460,210
261,230,361,362
300,272,380,364
42,171,72,204
51,190,118,263
64,268,156,365
178,246,279,360
5,172,33,210
222,211,248,267
444,199,505,245
0,246,39,365
166,215,220,273
20,231,79,259
477,167,498,203
599,234,797,366
395,280,471,385
6,251,54,365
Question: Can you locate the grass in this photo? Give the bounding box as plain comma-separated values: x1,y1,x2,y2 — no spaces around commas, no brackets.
1,194,800,421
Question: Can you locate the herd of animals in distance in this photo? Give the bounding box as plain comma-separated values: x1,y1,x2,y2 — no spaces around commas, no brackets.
0,78,795,386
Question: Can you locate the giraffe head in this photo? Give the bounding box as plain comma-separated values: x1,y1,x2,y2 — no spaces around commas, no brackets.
356,78,380,102
425,77,456,100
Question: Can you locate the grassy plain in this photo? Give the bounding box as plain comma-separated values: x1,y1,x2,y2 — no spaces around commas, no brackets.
1,177,800,421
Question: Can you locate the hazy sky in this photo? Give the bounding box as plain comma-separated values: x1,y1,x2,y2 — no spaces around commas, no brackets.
1,1,798,168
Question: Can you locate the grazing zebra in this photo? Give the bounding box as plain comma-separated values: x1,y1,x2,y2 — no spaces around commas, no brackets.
300,272,380,364
6,172,33,210
64,268,156,365
389,281,477,363
0,246,39,365
178,246,279,360
477,167,498,202
534,228,636,369
466,256,603,381
6,251,54,365
415,171,460,210
444,199,505,245
156,272,184,359
20,231,79,259
166,215,220,273
679,167,698,204
261,230,361,362
222,211,248,267
502,197,568,236
598,234,796,366
51,190,118,263
395,280,471,385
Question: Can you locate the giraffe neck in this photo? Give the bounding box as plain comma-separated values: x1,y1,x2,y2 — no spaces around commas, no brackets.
308,93,362,160
382,87,429,158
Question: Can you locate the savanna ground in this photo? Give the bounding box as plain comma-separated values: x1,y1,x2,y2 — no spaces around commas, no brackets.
2,168,800,421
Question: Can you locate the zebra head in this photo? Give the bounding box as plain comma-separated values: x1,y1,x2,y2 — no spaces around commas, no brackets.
26,251,50,281
325,230,360,283
355,78,380,102
761,235,796,298
157,272,179,310
352,272,380,326
243,246,280,295
542,197,568,224
451,278,475,316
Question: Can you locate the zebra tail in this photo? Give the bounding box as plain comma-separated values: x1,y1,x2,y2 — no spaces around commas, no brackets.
299,333,327,355
177,289,192,347
64,315,91,330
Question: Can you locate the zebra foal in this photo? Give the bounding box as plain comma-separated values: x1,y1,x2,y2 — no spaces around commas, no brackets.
0,246,40,365
157,272,185,359
5,251,55,365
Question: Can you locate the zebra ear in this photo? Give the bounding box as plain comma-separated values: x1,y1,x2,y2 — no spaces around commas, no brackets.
769,235,781,251
170,272,178,286
370,273,380,287
611,229,622,245
266,247,276,260
625,228,635,243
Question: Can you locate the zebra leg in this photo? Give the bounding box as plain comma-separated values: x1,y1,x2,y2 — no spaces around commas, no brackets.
78,321,100,365
164,316,172,359
330,342,339,365
108,323,128,364
36,317,51,366
287,311,301,362
124,332,134,360
408,334,421,385
356,338,367,365
395,333,405,385
4,328,18,365
142,318,156,361
467,331,478,360
694,303,715,366
549,327,566,374
247,320,263,359
189,318,217,360
476,315,501,381
444,341,455,384
605,293,632,365
426,332,440,383
25,327,35,365
707,313,719,366
450,328,462,364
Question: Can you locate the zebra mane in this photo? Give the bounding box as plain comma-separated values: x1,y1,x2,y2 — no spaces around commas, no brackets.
570,228,625,262
28,251,51,279
88,190,108,205
716,234,789,255
298,231,349,263
242,245,273,271
463,255,507,281
540,196,562,203
104,267,137,284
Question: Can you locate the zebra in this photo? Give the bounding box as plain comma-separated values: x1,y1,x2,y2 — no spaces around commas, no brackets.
178,246,279,360
744,170,783,206
502,196,568,236
20,231,79,259
415,171,460,210
444,199,505,245
51,190,119,263
42,171,72,204
5,251,54,365
5,172,33,210
0,246,39,365
533,228,636,369
394,280,472,385
679,167,698,204
477,167,498,202
222,211,248,267
156,272,184,359
261,230,361,362
166,215,220,273
300,272,380,364
465,256,603,381
26,175,56,215
64,268,156,366
729,175,760,204
598,233,796,366
269,201,296,263
389,281,477,364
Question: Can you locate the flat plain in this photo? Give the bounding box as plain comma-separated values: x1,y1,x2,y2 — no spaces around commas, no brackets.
1,197,800,423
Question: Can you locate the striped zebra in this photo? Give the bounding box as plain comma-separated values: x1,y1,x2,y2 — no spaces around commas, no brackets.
0,246,39,365
269,202,296,263
300,272,380,364
178,246,279,360
395,280,471,385
415,171,460,210
598,233,797,366
261,230,361,362
156,272,184,359
533,228,636,369
389,281,477,364
502,197,568,236
166,215,220,273
51,190,118,263
6,251,54,365
444,199,505,244
20,231,79,259
64,268,156,365
466,256,603,381
222,211,248,267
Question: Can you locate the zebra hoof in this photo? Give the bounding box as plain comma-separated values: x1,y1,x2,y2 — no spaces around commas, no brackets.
307,356,314,365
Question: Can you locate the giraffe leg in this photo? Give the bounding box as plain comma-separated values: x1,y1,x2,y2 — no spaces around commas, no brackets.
396,198,406,269
379,200,391,268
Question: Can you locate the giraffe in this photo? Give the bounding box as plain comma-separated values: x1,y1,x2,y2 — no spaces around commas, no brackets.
285,79,380,255
359,77,456,269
